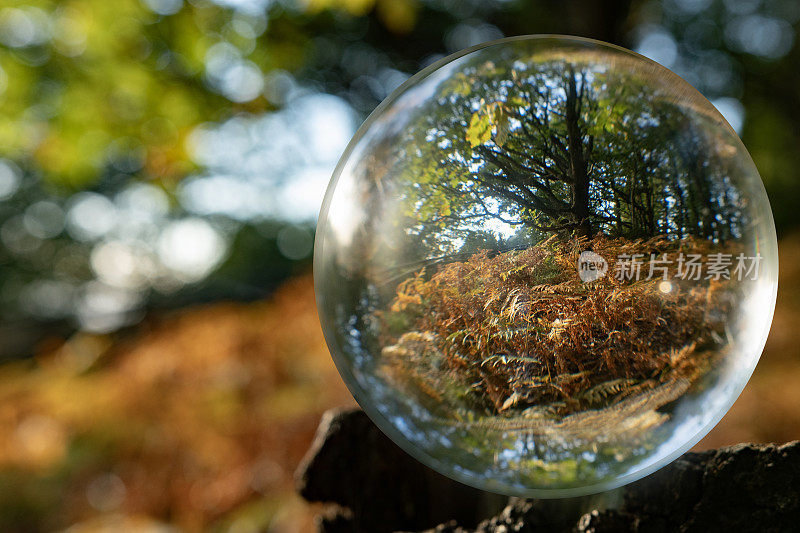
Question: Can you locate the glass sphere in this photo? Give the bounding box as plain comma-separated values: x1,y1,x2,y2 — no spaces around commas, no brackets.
314,36,778,497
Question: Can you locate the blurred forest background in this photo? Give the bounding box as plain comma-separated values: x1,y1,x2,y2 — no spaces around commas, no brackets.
0,0,798,531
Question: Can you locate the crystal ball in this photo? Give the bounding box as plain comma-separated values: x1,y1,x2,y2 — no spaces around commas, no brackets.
314,36,778,496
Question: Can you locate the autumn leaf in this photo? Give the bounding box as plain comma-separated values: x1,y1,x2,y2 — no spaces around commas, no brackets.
466,111,492,148
493,105,510,147
467,103,510,147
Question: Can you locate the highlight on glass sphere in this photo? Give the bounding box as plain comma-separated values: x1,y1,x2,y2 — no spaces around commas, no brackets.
314,36,778,497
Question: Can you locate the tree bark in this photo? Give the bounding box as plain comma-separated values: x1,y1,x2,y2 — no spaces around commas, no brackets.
565,70,592,239
298,408,800,533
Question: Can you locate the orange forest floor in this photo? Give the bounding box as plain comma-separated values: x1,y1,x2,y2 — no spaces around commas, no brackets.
380,235,734,418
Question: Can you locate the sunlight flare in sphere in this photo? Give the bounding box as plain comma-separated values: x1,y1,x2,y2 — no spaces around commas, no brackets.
315,36,778,496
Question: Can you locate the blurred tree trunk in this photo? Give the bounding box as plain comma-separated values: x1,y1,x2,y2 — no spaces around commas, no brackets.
550,0,634,44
